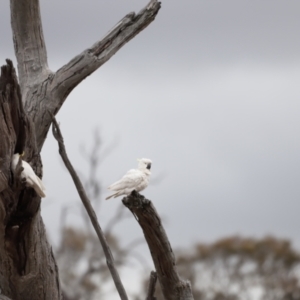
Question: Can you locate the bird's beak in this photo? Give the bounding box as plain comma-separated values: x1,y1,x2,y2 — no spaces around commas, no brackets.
20,151,25,157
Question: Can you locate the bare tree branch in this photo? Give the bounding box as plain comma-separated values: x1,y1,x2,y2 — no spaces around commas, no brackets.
122,191,194,300
51,116,129,300
51,0,161,101
4,0,161,298
0,60,61,300
146,271,158,300
10,0,161,154
10,0,51,94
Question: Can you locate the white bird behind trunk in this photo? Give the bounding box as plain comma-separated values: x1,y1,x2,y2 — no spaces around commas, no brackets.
12,153,46,198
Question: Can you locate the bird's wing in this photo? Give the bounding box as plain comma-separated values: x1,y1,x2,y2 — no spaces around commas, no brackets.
35,176,46,191
27,176,46,198
22,161,46,198
21,161,38,179
108,170,144,191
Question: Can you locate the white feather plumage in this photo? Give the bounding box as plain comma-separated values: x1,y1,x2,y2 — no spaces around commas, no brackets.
106,158,152,200
12,153,46,198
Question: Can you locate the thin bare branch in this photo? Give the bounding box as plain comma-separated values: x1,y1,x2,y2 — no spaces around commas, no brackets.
146,271,157,300
123,191,194,300
51,116,128,300
10,0,51,94
52,0,161,100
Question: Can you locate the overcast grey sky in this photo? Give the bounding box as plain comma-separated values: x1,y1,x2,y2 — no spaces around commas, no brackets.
1,0,300,296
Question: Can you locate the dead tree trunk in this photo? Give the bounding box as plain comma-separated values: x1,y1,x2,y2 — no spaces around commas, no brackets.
123,191,194,300
0,60,61,300
0,0,160,299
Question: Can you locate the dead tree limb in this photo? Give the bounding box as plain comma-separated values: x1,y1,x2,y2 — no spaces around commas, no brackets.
51,116,128,300
0,60,61,300
146,271,158,300
123,191,194,300
53,0,161,98
10,0,161,152
4,0,161,298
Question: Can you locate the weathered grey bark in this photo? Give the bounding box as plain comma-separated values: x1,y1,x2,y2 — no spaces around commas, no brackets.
10,0,50,95
123,191,194,300
10,0,161,152
51,117,128,300
1,0,161,299
146,271,158,300
0,60,61,300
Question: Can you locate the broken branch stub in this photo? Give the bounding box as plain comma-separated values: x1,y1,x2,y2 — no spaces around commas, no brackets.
122,191,194,300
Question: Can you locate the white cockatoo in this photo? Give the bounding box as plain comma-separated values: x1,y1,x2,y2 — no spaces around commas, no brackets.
106,158,152,200
12,153,46,198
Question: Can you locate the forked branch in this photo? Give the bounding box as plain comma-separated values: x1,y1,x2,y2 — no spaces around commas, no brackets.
123,191,194,300
51,116,128,300
52,0,161,101
11,0,161,155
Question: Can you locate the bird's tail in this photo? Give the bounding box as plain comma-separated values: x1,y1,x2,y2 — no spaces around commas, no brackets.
36,176,46,191
105,193,118,200
32,177,46,198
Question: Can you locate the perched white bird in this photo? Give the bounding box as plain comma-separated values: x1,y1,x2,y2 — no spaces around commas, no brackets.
12,153,46,198
106,158,152,200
